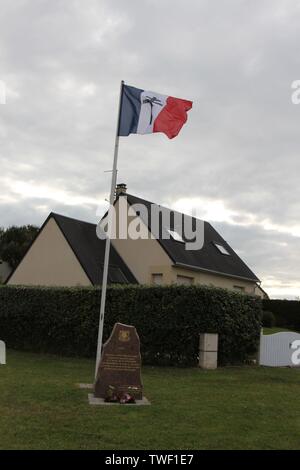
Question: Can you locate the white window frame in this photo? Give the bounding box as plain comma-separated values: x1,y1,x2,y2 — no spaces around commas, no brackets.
176,275,194,286
152,273,163,285
233,285,246,292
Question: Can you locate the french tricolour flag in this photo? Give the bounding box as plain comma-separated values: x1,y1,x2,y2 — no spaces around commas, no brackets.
118,85,193,139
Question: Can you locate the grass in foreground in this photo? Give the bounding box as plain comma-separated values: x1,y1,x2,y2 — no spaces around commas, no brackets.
0,350,299,450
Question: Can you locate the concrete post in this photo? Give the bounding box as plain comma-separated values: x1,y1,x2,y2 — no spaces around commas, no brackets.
257,328,263,365
199,333,218,369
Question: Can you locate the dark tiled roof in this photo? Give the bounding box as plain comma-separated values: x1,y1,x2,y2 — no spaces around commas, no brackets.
125,193,259,282
51,213,137,285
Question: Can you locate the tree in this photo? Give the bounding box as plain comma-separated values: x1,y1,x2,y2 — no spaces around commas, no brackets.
0,225,39,269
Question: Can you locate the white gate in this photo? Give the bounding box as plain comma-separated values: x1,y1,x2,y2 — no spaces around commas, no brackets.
0,340,5,365
259,332,300,367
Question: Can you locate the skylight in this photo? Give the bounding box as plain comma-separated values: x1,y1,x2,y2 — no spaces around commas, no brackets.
167,229,184,243
214,242,230,255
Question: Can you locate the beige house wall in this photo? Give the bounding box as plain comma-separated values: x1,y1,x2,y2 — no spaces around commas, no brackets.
146,263,256,294
7,217,91,287
158,265,258,295
170,266,257,295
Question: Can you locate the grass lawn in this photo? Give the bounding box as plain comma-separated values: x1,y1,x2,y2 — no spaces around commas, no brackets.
0,350,299,450
263,327,288,335
263,327,293,335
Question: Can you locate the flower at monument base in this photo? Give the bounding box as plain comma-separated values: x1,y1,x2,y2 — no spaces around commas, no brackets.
104,385,118,403
118,392,136,404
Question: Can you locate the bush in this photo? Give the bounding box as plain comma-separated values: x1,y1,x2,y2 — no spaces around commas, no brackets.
0,284,262,366
263,299,300,331
262,310,275,328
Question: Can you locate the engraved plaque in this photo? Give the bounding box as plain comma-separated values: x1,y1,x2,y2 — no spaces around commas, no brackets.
94,323,142,399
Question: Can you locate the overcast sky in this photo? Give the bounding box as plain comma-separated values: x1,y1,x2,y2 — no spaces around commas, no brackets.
1,0,300,298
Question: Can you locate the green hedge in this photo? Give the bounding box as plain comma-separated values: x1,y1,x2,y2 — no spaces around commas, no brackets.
263,299,300,331
0,285,262,366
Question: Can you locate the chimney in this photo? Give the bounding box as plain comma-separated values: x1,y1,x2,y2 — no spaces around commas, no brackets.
115,183,127,197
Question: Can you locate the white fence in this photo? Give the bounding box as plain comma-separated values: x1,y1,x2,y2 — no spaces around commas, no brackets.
259,332,300,367
0,340,5,365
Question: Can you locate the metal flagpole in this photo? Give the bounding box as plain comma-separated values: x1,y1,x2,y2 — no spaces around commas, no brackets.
94,80,124,379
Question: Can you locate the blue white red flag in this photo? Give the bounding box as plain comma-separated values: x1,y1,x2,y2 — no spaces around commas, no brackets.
118,85,192,139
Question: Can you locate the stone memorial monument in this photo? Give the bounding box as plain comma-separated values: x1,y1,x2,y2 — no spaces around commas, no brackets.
94,323,143,400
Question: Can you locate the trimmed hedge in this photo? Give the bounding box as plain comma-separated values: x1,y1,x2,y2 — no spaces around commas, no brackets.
262,311,275,328
263,299,300,331
0,285,262,366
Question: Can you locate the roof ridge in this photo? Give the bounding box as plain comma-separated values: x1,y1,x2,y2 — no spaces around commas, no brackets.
50,212,97,227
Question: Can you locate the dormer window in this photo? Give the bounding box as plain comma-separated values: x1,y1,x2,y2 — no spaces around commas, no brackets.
214,242,230,255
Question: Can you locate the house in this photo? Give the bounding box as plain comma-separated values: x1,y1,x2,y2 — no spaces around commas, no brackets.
6,184,264,297
6,212,137,286
254,284,269,299
104,185,262,296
